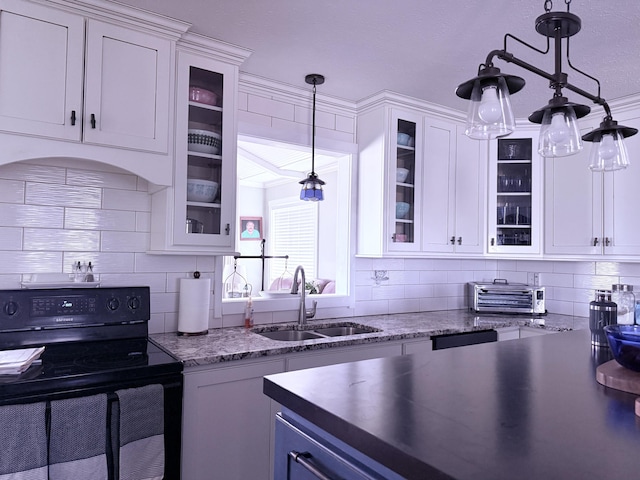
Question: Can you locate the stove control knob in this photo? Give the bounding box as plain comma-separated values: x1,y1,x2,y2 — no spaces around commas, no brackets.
128,296,141,310
107,297,120,311
3,301,18,316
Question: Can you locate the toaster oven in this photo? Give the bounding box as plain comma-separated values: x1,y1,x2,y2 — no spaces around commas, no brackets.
468,279,546,314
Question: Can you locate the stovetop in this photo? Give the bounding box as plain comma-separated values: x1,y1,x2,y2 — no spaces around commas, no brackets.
0,337,182,403
0,286,182,404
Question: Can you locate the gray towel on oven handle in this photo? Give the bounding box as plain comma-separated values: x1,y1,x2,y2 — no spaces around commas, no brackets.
48,394,109,480
0,401,48,480
116,384,165,480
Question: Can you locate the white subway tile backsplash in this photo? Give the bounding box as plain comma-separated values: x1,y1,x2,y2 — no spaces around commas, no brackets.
66,168,138,190
0,227,23,250
0,179,24,203
134,253,197,273
247,95,295,121
26,183,102,208
101,231,149,252
389,298,420,314
0,251,62,274
0,162,67,183
102,188,150,212
136,212,151,232
24,228,100,251
0,204,64,228
354,299,388,316
98,273,167,291
65,208,136,231
404,284,434,299
62,252,134,274
419,270,448,284
573,273,619,290
374,284,405,300
541,272,574,288
335,114,355,135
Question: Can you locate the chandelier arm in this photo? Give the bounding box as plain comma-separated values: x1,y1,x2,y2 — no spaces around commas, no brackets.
565,36,602,99
503,32,550,57
491,50,608,111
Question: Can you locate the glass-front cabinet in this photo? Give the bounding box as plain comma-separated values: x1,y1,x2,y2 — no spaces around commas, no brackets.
392,117,418,249
150,39,249,254
488,133,541,254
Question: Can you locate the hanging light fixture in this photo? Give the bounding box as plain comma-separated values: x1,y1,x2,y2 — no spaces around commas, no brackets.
455,0,637,170
299,74,325,201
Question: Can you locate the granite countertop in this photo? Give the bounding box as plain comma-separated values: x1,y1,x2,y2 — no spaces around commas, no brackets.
151,310,589,368
264,329,639,479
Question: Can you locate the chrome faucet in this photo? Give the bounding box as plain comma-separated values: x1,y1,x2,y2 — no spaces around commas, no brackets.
291,265,317,325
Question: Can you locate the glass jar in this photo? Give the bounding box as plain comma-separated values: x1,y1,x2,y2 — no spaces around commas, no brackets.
611,284,635,325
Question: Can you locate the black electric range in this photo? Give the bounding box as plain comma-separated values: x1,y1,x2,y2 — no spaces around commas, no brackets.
0,286,183,479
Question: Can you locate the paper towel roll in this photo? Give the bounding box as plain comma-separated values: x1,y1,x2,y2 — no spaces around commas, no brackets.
178,278,211,335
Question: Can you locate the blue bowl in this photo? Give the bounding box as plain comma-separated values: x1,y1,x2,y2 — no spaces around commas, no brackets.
604,325,640,372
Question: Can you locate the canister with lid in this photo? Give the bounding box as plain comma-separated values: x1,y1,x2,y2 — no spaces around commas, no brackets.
589,289,617,347
611,284,635,325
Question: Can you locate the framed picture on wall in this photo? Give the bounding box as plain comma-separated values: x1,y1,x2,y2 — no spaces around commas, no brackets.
240,216,262,241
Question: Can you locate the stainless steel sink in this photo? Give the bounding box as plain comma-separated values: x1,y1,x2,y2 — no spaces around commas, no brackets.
254,323,381,341
257,330,323,341
312,325,378,337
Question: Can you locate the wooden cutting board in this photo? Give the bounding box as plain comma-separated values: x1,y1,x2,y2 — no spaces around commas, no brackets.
596,360,640,417
596,359,640,394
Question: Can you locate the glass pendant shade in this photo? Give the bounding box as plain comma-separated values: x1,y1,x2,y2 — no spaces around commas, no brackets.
588,131,630,171
299,173,325,201
537,106,583,157
464,77,516,139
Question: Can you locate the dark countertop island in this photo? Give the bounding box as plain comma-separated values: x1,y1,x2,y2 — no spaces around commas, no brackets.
264,329,640,479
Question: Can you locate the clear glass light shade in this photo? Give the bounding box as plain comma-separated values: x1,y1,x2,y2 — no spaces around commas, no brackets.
538,107,583,157
465,78,516,139
299,174,324,201
588,131,630,171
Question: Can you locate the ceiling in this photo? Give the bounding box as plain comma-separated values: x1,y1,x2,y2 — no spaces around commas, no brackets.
117,0,640,183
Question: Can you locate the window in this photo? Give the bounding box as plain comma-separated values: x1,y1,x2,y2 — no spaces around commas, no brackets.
268,199,318,284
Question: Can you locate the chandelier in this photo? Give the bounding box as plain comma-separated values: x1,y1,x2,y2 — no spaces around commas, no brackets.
455,0,637,171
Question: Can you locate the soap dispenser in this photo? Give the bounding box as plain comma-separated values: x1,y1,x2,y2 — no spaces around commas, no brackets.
244,296,254,329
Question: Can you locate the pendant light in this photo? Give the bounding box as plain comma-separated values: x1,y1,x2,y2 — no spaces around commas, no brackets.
455,0,637,170
299,74,325,201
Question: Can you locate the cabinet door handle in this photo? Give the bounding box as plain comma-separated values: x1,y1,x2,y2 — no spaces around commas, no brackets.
490,237,495,246
90,113,96,129
457,237,462,245
450,236,455,245
605,237,611,246
288,451,334,480
593,237,599,246
225,223,230,235
70,110,76,126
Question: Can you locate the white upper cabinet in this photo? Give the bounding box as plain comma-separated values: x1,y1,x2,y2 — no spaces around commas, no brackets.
545,112,640,258
149,36,250,254
0,0,171,151
422,120,485,254
357,103,422,256
0,0,188,185
356,95,484,257
83,20,172,152
487,128,542,255
0,0,84,140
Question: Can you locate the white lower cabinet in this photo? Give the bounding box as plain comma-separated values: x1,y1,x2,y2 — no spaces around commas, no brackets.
181,342,404,480
182,359,286,480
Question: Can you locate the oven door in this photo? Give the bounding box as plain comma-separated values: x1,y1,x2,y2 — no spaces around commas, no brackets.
0,372,183,480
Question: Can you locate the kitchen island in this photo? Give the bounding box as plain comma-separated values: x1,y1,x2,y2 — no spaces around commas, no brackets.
264,329,640,479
